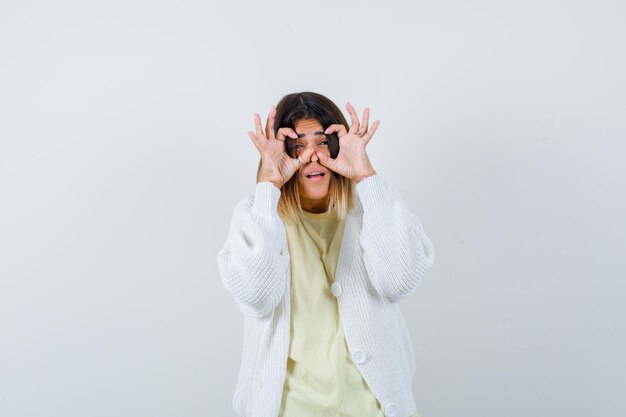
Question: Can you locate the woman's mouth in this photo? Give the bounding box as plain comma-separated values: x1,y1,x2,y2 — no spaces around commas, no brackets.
305,171,325,181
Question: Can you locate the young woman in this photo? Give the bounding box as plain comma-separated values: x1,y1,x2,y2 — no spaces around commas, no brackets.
216,92,435,417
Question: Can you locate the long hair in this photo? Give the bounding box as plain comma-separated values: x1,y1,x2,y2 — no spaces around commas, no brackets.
256,91,355,225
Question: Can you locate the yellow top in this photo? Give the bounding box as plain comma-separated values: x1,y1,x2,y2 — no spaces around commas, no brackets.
279,209,420,417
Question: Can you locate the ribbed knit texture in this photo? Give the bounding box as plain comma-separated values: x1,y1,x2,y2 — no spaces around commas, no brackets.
216,174,435,417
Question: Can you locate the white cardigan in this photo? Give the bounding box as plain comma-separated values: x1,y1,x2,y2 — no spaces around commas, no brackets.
216,174,435,417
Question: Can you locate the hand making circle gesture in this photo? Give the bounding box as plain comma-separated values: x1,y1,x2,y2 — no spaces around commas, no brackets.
316,102,380,183
247,106,316,189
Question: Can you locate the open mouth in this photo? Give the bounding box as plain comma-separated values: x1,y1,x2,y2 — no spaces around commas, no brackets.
306,172,325,178
305,171,326,181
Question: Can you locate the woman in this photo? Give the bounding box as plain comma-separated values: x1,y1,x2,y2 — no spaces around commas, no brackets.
216,92,435,417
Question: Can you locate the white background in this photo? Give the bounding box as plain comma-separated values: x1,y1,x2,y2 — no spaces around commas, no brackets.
1,1,625,416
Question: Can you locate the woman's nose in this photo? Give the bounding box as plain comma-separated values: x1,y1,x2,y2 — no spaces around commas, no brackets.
311,152,318,162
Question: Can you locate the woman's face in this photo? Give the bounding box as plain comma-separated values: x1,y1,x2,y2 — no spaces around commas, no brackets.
292,118,332,212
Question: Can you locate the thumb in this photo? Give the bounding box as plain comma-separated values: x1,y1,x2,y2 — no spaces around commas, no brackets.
290,148,315,174
300,148,316,165
316,151,336,171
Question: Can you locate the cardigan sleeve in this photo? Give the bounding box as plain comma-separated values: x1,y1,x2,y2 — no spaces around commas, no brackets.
355,174,435,302
216,182,290,317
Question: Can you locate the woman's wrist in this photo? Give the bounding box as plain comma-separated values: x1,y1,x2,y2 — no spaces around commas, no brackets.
354,170,377,184
258,177,283,189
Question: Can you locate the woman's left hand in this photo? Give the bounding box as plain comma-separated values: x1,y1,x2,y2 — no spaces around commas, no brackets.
315,102,379,183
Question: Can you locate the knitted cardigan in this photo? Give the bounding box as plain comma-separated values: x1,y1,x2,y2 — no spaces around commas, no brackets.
216,174,435,417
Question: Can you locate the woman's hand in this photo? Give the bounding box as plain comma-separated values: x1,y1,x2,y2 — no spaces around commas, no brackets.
248,106,316,189
315,102,380,183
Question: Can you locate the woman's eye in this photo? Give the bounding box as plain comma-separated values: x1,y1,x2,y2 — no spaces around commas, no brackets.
294,144,303,148
320,140,329,145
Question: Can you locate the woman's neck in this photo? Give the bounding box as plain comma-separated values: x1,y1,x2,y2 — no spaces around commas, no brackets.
300,196,329,213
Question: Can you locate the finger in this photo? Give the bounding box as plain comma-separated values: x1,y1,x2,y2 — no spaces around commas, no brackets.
276,127,298,142
361,107,370,134
266,106,276,140
363,120,380,144
316,150,337,172
254,113,265,139
248,131,262,152
299,148,315,166
324,124,348,137
289,148,315,176
346,102,360,134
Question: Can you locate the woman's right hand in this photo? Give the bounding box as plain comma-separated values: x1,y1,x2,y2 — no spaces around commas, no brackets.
248,106,315,189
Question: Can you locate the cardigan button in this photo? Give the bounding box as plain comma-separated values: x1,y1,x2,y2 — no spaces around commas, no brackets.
330,282,342,297
384,403,398,417
351,350,366,364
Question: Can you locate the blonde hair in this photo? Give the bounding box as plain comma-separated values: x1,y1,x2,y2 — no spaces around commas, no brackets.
256,158,355,225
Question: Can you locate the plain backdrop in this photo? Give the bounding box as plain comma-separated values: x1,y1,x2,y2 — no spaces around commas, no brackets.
1,1,625,416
